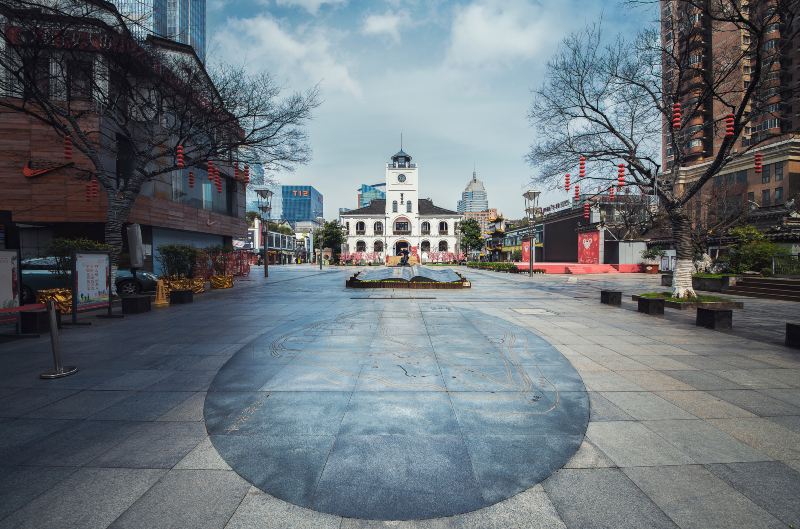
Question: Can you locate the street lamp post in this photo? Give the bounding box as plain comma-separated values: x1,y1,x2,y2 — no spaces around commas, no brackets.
316,216,325,270
254,186,273,278
523,190,541,278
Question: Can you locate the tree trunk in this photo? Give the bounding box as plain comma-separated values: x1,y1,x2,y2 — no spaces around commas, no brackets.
669,208,696,299
104,191,135,296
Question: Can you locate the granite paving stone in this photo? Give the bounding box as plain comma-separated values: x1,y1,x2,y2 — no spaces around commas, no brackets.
23,390,134,419
706,417,800,460
89,421,207,468
709,389,800,417
224,488,342,529
624,465,785,529
585,421,695,467
0,466,76,520
90,391,196,421
599,391,697,420
641,419,769,463
655,390,757,418
0,468,164,529
542,468,679,529
706,461,800,527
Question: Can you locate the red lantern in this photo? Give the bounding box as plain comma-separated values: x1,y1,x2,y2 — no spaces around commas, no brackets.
583,202,590,220
754,152,763,174
234,162,240,181
725,113,735,137
609,185,615,201
188,171,195,188
176,145,184,168
579,156,586,178
64,136,73,160
617,163,625,189
92,178,99,198
207,161,214,181
564,173,571,191
672,102,682,130
574,183,580,201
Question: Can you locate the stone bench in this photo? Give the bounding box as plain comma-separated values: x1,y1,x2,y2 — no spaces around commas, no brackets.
696,307,732,330
600,290,622,306
786,323,800,349
121,295,151,314
637,297,664,315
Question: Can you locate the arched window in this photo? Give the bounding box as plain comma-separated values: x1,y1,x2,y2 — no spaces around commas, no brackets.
374,240,384,252
406,200,412,213
356,221,365,234
394,216,411,234
374,221,383,234
392,201,398,212
356,240,366,252
421,221,431,234
439,221,448,234
421,240,431,252
438,240,449,252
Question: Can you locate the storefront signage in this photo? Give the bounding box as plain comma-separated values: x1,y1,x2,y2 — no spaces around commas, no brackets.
521,240,530,263
541,200,571,216
0,250,19,310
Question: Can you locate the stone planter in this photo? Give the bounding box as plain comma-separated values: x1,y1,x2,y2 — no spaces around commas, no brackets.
661,274,673,287
786,323,800,349
600,290,622,306
637,297,664,315
169,290,194,304
210,275,234,289
691,276,733,292
632,295,743,311
121,295,151,314
696,308,732,330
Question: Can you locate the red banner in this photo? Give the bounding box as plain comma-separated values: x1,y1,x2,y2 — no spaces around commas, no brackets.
577,231,600,264
521,240,530,263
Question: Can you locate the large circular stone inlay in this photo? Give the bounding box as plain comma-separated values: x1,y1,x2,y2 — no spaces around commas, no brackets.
204,307,589,520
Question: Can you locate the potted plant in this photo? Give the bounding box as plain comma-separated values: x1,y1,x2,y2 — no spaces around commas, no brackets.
640,246,665,274
156,244,198,303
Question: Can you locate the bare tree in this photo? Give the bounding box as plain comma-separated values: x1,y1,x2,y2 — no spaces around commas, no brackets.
0,0,319,264
527,0,799,297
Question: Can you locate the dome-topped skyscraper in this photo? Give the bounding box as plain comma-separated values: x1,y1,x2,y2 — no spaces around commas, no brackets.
457,170,489,213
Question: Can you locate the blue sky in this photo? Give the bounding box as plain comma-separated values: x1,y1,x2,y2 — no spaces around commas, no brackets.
207,0,655,219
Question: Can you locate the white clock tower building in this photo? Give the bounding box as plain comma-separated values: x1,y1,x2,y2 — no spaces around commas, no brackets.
341,147,462,263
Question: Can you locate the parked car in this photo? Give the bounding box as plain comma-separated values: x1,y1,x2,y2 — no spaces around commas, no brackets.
20,257,159,304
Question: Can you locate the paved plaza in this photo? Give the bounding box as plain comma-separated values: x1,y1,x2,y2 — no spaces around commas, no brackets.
1,266,800,528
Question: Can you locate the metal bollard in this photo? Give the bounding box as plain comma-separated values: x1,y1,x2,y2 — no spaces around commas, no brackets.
40,300,78,379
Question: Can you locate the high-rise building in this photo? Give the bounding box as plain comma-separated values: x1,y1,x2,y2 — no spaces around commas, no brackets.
281,186,324,227
463,209,498,235
357,183,386,209
661,1,799,220
457,170,489,213
114,0,206,61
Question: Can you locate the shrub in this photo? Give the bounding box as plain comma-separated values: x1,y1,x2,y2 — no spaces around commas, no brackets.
641,245,666,262
156,244,198,278
728,225,788,273
466,261,519,273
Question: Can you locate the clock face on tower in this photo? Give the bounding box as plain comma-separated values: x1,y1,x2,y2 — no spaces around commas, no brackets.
397,174,406,183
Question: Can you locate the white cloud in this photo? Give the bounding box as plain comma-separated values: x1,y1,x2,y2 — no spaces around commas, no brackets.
274,0,347,15
446,0,565,67
212,15,361,97
361,12,410,43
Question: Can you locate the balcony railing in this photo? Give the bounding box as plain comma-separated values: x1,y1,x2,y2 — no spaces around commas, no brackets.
394,230,411,235
355,230,366,235
374,230,383,235
421,230,430,235
439,231,449,236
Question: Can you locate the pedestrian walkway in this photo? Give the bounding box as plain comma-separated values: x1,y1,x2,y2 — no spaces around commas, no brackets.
0,265,798,529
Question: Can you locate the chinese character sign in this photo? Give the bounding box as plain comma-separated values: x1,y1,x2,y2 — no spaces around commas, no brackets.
75,253,110,308
0,250,19,310
577,232,600,264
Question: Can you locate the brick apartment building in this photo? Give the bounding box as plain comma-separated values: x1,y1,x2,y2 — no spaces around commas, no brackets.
661,0,800,228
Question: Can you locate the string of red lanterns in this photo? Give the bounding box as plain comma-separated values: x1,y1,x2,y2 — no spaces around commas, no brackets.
754,152,763,174
85,177,99,201
617,163,625,189
725,113,735,137
564,173,571,191
64,136,73,160
207,160,214,181
579,156,586,179
574,183,580,201
609,184,615,201
583,201,590,220
188,171,195,188
176,145,184,168
672,102,681,130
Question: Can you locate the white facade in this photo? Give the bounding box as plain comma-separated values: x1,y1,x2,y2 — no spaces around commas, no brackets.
341,150,462,263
